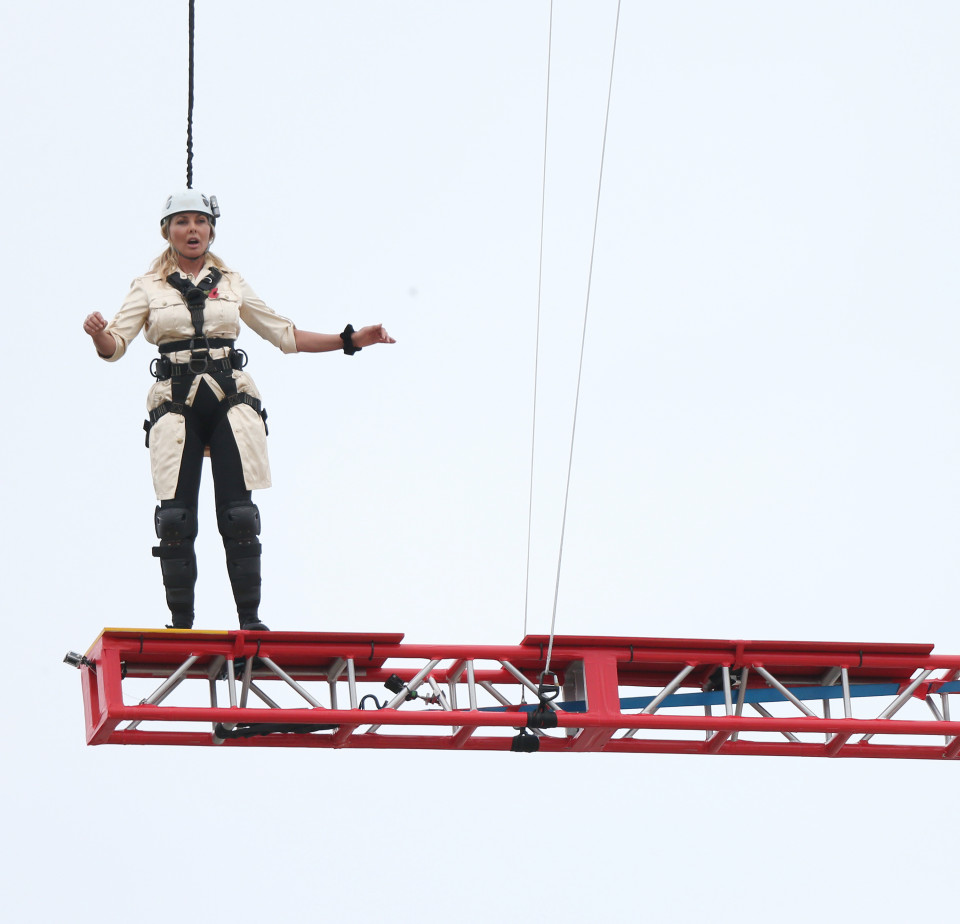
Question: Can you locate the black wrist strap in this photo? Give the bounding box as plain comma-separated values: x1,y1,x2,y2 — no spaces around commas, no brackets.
341,324,362,355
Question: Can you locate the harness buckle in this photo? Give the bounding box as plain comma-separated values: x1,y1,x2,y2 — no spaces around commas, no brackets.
150,356,172,381
188,337,212,374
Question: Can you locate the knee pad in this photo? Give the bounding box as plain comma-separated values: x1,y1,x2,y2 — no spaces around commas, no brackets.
217,502,261,541
155,504,198,542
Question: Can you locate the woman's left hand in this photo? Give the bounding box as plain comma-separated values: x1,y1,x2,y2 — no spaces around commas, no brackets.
293,325,397,353
352,324,396,347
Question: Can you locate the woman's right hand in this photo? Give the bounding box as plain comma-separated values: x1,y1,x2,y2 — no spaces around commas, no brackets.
83,311,108,337
83,311,116,358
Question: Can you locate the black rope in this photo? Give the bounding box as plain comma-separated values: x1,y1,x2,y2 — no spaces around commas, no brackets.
215,722,338,739
186,0,195,188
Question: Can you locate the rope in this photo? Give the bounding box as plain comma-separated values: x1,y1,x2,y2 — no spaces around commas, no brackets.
544,0,622,678
523,0,554,647
186,0,196,188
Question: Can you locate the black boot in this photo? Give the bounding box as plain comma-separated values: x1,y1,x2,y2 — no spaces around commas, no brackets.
218,501,270,631
153,504,198,629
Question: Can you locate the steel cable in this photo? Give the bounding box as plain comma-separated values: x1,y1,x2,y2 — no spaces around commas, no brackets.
523,0,554,646
544,0,622,679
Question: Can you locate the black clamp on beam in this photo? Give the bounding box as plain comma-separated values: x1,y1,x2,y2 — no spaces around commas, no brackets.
511,727,539,753
527,705,558,729
511,669,561,750
384,673,418,701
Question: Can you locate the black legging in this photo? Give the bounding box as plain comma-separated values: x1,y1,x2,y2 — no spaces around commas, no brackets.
162,375,250,510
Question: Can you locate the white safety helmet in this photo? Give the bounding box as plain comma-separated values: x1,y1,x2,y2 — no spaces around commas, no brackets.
160,189,220,226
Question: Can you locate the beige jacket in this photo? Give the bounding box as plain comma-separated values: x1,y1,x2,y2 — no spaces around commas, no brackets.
103,264,298,500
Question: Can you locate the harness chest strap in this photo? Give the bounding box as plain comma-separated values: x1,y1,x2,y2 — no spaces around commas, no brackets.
164,268,222,335
163,268,223,373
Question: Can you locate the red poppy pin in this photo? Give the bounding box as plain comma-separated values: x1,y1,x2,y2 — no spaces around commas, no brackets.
209,288,219,299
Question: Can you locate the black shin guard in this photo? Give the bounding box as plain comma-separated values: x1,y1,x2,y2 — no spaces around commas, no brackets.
217,501,268,631
157,551,198,627
226,551,264,628
153,504,199,629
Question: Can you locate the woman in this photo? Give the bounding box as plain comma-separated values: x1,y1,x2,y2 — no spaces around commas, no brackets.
83,190,395,631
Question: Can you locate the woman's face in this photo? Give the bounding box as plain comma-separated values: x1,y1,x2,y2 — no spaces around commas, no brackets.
167,211,213,260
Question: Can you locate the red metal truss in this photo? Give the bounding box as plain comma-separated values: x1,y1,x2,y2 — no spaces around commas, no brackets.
68,628,960,758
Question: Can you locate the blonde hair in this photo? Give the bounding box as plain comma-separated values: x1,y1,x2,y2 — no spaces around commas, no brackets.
149,216,230,277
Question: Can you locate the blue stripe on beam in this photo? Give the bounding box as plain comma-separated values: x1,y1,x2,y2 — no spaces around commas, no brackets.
484,680,960,714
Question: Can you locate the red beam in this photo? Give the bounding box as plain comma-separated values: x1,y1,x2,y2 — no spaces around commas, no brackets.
98,728,959,760
103,703,960,739
72,629,960,758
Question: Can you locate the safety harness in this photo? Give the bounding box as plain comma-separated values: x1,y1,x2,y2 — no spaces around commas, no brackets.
143,269,267,447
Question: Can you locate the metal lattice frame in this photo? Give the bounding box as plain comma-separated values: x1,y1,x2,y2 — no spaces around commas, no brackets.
71,629,960,758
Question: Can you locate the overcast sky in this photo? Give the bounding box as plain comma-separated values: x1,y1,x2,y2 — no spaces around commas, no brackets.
3,1,960,920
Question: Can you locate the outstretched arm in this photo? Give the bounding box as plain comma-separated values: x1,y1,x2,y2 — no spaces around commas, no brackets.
294,324,396,353
83,311,118,358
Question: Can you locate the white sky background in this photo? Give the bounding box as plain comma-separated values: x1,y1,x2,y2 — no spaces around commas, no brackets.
2,0,959,919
